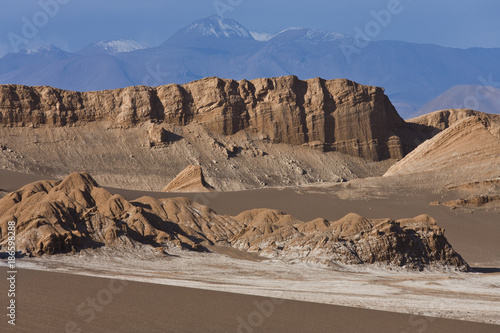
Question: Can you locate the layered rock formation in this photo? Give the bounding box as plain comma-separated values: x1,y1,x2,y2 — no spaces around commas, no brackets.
0,76,415,160
408,109,500,131
386,112,500,183
0,173,469,270
0,120,390,191
162,165,214,192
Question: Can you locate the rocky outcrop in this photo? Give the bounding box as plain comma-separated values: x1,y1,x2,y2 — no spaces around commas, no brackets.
431,195,500,208
0,173,469,271
0,76,415,160
448,178,500,191
231,211,467,270
385,115,500,182
408,108,500,132
162,165,214,192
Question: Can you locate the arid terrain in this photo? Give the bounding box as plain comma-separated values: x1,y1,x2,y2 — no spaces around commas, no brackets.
1,77,499,332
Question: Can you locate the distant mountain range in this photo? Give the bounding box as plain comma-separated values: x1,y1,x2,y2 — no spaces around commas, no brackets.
416,85,500,117
1,15,499,118
77,39,146,56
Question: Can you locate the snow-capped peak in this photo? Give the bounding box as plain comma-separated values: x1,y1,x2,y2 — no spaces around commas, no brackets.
22,45,65,55
250,28,349,43
179,15,253,40
250,27,303,42
278,27,306,33
249,31,274,42
14,45,73,60
92,39,145,55
268,27,350,44
304,30,348,42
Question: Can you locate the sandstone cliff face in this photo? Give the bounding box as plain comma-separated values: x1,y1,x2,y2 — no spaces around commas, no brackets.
0,76,412,160
0,173,469,270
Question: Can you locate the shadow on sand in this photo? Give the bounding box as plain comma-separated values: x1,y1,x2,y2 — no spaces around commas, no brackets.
471,267,500,274
0,251,26,260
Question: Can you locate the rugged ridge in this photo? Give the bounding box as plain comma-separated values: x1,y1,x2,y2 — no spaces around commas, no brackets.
0,76,414,160
408,109,500,131
0,173,469,270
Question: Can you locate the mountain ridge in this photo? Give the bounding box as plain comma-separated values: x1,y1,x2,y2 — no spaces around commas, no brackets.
77,39,146,56
1,16,499,118
417,85,500,116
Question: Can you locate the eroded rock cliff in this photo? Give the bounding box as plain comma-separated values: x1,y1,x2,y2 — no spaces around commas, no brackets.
0,76,414,160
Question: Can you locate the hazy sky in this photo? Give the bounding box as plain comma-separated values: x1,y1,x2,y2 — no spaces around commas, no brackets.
0,0,499,56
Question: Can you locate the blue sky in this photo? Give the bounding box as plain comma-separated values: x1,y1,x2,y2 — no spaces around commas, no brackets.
1,0,499,56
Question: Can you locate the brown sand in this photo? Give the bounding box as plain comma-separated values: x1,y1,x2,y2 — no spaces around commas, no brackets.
0,169,49,193
1,267,498,333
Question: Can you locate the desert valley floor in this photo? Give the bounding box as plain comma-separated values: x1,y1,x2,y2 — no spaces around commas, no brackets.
1,168,499,332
